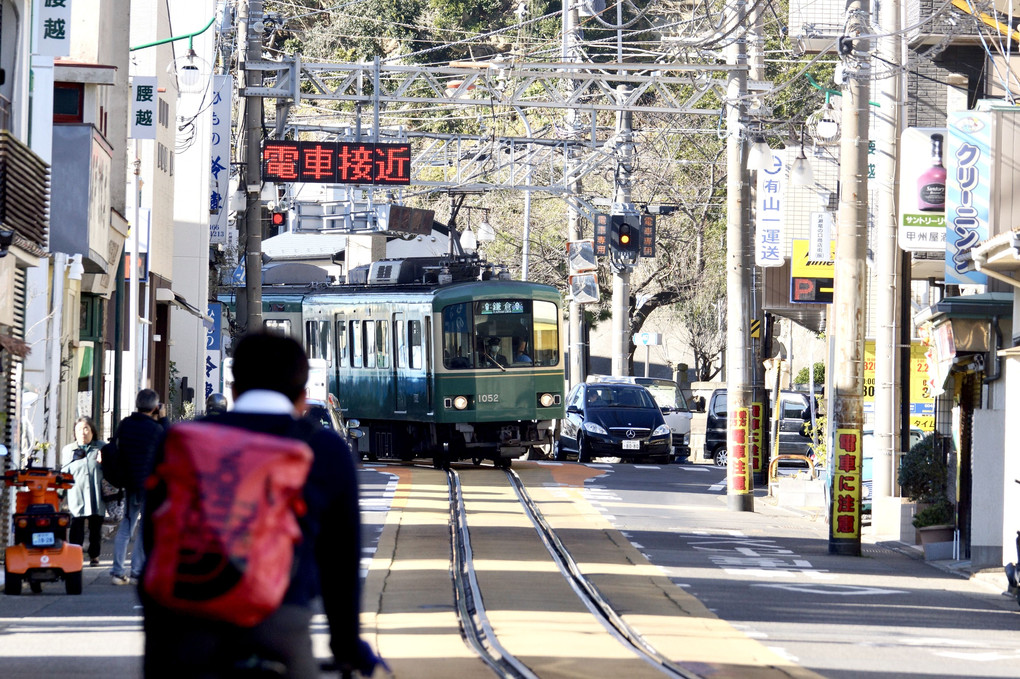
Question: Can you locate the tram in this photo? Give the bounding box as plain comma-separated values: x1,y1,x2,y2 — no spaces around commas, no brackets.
234,255,565,467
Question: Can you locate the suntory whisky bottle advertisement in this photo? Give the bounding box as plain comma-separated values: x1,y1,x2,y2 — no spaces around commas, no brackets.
897,126,947,253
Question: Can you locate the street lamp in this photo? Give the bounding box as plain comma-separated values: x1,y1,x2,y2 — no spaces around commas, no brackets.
790,129,814,186
168,48,213,95
747,132,773,171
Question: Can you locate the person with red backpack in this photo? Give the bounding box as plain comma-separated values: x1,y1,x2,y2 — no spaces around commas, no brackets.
140,332,382,677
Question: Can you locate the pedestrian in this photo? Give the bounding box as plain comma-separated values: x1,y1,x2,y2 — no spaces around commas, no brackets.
61,416,106,567
140,332,382,677
109,388,167,586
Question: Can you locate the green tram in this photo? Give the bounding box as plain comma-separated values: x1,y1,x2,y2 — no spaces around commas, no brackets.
250,256,565,467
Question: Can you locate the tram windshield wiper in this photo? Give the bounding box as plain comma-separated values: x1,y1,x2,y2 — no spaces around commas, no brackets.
483,351,507,372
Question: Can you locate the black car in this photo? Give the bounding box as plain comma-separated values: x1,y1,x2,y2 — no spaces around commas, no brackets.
304,394,364,456
555,382,672,463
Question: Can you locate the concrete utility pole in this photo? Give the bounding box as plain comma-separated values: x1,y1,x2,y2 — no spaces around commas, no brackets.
563,0,584,390
829,0,871,556
725,0,753,511
241,0,264,332
872,0,903,534
748,2,768,488
610,93,635,378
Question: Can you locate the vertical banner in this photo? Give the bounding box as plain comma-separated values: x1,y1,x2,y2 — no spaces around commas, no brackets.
808,212,833,261
205,302,223,400
130,76,158,140
728,407,753,493
830,429,862,539
754,155,786,267
209,75,233,245
945,112,990,285
36,0,72,57
897,127,948,251
749,401,765,475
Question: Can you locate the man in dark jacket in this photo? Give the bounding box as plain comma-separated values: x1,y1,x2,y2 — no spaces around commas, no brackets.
110,388,167,585
140,332,379,677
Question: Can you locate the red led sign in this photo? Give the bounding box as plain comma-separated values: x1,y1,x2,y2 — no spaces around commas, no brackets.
262,141,411,185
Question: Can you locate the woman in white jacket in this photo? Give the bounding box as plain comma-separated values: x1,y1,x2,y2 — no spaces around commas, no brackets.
61,417,106,566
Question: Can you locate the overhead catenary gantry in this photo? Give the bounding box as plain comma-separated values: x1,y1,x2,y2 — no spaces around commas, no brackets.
242,57,743,220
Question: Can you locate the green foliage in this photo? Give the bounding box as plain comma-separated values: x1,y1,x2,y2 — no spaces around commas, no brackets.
912,496,955,528
794,362,824,386
804,414,825,469
898,433,949,506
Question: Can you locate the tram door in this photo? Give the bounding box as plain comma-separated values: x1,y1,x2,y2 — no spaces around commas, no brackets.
333,312,347,405
393,312,407,413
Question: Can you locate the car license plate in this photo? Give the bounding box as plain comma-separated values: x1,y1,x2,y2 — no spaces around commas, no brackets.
621,440,640,450
32,532,55,547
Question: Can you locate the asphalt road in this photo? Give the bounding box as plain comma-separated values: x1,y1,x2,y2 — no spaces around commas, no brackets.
574,460,1020,679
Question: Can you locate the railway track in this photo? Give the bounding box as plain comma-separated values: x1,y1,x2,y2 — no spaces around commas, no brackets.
362,461,820,679
445,467,701,679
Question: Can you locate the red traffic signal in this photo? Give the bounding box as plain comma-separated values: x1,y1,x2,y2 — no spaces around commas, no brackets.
270,209,287,227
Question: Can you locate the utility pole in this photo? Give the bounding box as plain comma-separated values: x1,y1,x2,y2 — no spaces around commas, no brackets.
240,0,263,333
872,0,903,533
563,0,584,389
829,0,871,556
748,1,768,488
610,92,635,378
725,0,753,511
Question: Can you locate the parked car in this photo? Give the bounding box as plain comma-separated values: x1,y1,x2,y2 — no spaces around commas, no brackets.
556,382,672,463
862,427,926,513
697,388,816,467
304,393,364,457
588,376,692,461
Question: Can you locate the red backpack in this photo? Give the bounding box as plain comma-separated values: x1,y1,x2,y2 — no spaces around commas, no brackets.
143,421,313,627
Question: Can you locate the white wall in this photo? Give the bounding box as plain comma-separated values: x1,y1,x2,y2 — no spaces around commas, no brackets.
972,392,1005,569
167,0,217,414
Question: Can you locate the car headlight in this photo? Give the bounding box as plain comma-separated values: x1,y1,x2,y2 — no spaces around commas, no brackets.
453,395,469,410
652,424,671,437
583,421,608,435
682,432,690,445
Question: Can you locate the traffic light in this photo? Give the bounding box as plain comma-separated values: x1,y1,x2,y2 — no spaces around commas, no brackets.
270,208,287,229
609,214,640,255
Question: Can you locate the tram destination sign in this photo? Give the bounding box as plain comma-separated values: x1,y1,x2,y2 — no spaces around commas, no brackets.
262,140,412,185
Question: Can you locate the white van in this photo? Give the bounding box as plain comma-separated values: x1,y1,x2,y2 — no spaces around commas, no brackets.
586,376,692,461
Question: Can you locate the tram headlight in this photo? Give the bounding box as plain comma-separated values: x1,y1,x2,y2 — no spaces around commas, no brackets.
453,395,469,410
539,392,556,408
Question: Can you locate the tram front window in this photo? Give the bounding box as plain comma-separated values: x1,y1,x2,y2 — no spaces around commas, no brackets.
441,300,559,370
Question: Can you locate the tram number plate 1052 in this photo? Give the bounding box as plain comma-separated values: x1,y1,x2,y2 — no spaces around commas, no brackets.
621,440,640,450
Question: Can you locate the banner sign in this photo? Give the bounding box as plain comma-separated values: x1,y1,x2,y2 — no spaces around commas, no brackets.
262,140,411,185
37,0,72,57
754,155,786,267
728,407,753,493
898,127,948,252
831,429,862,539
945,112,990,285
209,75,232,245
130,76,158,140
750,401,765,475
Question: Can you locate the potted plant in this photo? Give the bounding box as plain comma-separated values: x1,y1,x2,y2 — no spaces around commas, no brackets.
898,433,956,552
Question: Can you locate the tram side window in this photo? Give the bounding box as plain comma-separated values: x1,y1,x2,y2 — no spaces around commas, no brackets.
395,319,407,369
335,318,347,367
442,303,472,369
363,320,376,368
409,320,422,369
304,320,332,365
532,301,560,367
351,320,363,368
265,319,291,336
376,320,389,368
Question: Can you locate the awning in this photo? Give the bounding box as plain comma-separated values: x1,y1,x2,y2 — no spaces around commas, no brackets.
155,288,214,326
0,333,30,358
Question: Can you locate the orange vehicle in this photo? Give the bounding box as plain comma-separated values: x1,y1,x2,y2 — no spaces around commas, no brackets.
3,466,83,595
